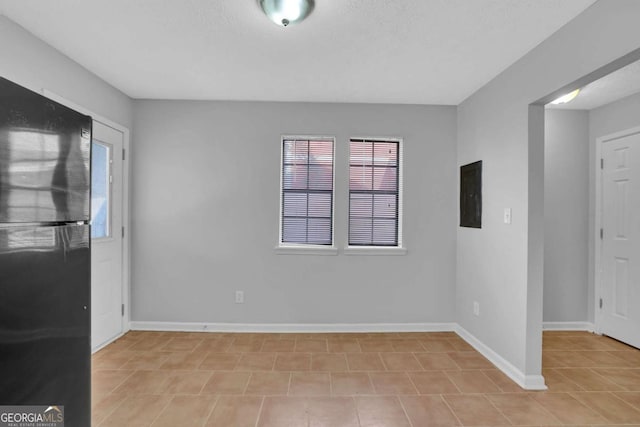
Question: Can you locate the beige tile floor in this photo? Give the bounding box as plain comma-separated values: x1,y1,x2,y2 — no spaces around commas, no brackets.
91,330,640,426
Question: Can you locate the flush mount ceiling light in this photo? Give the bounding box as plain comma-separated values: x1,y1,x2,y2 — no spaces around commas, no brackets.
259,0,315,27
551,88,580,105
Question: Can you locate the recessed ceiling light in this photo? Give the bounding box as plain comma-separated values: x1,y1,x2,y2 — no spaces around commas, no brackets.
551,89,580,105
259,0,315,27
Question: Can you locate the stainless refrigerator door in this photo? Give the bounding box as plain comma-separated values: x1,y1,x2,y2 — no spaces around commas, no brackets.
0,224,90,427
0,77,91,223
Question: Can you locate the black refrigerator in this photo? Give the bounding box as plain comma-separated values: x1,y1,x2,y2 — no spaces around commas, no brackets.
0,77,91,426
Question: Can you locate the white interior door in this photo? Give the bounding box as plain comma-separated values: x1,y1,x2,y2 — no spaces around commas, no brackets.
91,121,124,351
600,130,640,348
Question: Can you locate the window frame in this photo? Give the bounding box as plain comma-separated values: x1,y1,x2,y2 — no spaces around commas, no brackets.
276,135,338,255
344,136,406,255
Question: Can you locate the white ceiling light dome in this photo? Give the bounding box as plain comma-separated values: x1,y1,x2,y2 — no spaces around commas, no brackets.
259,0,315,27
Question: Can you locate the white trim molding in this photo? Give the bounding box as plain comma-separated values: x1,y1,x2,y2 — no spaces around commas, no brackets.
130,321,457,334
92,332,127,354
542,321,595,332
347,136,404,250
129,321,556,390
455,325,547,391
278,135,337,249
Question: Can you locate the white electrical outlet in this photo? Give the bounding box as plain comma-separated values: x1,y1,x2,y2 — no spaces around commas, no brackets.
235,290,244,304
473,301,480,316
504,208,512,224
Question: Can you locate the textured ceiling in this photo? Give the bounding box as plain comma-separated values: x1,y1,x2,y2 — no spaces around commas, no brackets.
548,60,640,110
0,0,597,104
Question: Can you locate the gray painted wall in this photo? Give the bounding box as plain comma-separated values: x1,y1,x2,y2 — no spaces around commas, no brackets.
456,0,640,379
131,101,457,324
0,16,132,128
543,110,589,322
590,90,640,141
588,90,640,323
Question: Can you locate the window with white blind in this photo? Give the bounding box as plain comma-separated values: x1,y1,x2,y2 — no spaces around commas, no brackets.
279,137,335,247
349,138,403,247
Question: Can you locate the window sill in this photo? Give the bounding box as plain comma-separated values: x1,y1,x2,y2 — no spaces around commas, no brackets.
274,245,339,255
343,246,408,256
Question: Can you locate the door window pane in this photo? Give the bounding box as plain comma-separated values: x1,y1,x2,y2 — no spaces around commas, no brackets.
91,141,111,239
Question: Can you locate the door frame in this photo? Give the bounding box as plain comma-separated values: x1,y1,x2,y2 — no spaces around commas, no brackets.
42,89,131,344
594,125,640,334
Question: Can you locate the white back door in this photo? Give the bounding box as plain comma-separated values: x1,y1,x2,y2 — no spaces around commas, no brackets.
91,121,124,351
600,130,640,348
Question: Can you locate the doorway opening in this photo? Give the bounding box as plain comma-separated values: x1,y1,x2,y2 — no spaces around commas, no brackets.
539,54,640,350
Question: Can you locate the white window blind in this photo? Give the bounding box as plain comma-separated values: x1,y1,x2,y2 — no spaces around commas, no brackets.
280,137,334,245
349,138,401,246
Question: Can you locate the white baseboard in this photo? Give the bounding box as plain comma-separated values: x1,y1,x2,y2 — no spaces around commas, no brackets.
129,321,457,334
542,321,595,332
128,320,555,390
455,325,547,391
92,331,127,354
